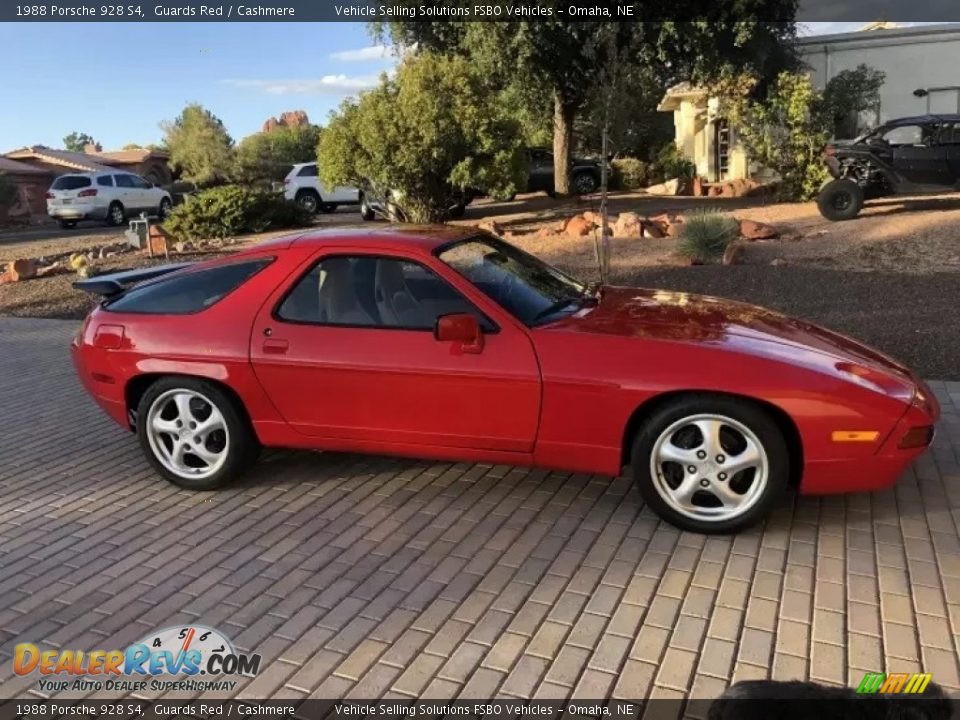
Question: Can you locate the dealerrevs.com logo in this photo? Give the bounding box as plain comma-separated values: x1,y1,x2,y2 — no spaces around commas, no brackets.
14,625,261,693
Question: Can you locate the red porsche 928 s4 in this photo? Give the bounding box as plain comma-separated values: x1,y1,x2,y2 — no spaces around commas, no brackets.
72,226,938,533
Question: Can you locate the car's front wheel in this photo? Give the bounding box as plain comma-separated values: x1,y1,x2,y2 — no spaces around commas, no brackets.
573,172,599,194
158,197,172,220
817,179,864,221
106,201,126,227
631,395,789,533
296,190,321,215
136,377,260,490
359,193,375,221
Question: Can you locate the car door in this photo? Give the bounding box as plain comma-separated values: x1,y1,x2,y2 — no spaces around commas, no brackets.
249,248,542,453
129,175,158,212
938,122,960,184
113,173,141,210
527,150,555,192
313,163,357,203
887,124,952,185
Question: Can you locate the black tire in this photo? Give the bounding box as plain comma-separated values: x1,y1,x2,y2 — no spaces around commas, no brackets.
573,171,599,194
817,179,864,221
158,197,172,220
320,203,338,214
630,394,790,534
359,193,375,221
136,376,261,491
295,189,321,215
106,201,126,227
58,219,77,229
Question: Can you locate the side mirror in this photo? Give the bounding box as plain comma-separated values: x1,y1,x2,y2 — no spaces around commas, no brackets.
434,313,484,354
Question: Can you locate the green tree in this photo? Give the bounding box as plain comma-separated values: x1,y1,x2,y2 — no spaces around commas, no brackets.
318,53,526,223
161,104,234,186
375,15,798,195
821,64,886,139
235,124,322,183
63,132,97,152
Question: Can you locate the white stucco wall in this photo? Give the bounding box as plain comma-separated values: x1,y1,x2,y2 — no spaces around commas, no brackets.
798,24,960,125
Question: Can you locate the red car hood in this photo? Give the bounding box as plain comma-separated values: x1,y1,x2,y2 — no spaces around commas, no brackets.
549,286,913,381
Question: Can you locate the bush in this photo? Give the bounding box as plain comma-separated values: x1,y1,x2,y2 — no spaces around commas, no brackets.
610,158,649,190
650,143,696,183
162,185,311,241
676,210,739,263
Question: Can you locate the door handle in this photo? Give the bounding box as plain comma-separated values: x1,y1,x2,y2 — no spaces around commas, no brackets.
262,338,289,354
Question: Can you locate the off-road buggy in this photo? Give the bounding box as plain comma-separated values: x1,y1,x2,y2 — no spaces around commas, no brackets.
817,114,960,221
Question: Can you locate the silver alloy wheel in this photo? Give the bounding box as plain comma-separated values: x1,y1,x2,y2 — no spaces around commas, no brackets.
298,193,319,213
649,413,768,522
145,389,230,480
110,204,124,225
159,198,171,219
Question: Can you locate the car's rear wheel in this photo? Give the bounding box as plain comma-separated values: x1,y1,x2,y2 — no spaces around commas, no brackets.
573,172,599,194
136,377,260,490
631,395,789,533
158,197,172,220
106,201,126,227
58,220,77,229
296,190,321,215
817,179,864,221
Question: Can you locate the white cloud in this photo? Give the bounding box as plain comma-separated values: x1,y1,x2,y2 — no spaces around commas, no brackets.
222,74,382,95
329,45,390,62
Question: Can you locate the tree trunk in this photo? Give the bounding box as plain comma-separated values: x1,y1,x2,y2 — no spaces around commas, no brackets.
553,91,576,197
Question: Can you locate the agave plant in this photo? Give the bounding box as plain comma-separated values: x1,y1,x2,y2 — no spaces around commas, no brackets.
677,210,740,263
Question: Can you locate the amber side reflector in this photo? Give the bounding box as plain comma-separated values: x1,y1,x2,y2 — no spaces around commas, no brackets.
898,426,934,449
831,431,880,443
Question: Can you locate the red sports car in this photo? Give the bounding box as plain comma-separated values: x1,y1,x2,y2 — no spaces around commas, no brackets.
72,226,938,533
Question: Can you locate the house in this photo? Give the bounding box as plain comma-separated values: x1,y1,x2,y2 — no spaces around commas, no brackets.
0,157,54,223
659,22,960,182
5,144,173,186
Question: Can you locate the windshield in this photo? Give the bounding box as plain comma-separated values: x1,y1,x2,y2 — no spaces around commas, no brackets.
437,235,589,325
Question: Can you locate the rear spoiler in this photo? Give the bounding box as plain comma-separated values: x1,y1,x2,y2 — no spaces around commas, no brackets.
72,262,193,297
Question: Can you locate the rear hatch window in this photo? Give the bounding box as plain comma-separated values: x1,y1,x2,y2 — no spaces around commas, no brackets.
105,258,273,315
51,176,92,190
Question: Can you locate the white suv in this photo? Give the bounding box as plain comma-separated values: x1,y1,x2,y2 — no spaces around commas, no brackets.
283,163,359,214
47,171,172,229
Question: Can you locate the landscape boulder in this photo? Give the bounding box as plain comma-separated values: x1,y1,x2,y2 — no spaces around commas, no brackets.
612,212,643,239
722,241,746,266
642,221,666,239
564,215,596,237
650,212,685,238
8,258,38,281
646,178,681,196
739,219,779,241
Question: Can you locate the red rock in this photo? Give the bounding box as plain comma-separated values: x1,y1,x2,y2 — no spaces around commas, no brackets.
262,110,310,133
692,176,704,197
722,241,745,266
478,221,504,236
612,212,642,238
9,258,37,281
739,219,779,240
0,269,12,284
641,221,666,239
564,215,596,237
707,184,722,197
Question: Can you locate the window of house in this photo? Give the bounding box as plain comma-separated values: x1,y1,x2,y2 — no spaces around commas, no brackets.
105,259,272,314
276,256,490,330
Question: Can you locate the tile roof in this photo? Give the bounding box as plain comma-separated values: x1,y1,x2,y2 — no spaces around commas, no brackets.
0,156,53,175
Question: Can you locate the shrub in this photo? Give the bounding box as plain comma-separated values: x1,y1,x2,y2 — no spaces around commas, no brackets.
676,210,739,263
162,185,311,241
650,143,696,183
611,158,649,191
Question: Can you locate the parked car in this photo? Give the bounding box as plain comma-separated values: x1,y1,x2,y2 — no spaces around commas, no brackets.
46,172,172,229
72,228,937,534
524,147,605,196
283,162,359,214
818,114,960,221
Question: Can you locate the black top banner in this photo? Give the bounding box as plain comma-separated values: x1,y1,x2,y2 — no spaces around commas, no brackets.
2,0,960,22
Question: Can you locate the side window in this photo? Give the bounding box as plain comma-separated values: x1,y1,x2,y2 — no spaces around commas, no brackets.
106,259,272,314
297,165,318,177
130,175,151,189
882,125,931,146
939,123,960,145
277,256,491,330
97,175,114,187
114,174,135,188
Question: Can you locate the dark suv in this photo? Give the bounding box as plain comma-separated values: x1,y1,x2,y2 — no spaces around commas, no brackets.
817,114,960,221
525,147,604,196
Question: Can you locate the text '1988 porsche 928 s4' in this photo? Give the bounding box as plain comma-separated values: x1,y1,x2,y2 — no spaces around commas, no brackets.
72,226,938,533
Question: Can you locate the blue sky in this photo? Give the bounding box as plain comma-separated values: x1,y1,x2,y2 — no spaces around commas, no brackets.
0,22,396,151
0,21,946,153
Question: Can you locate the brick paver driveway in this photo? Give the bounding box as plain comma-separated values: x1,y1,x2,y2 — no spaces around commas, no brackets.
1,316,959,704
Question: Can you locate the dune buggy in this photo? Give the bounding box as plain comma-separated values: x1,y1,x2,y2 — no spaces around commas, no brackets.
817,114,960,221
